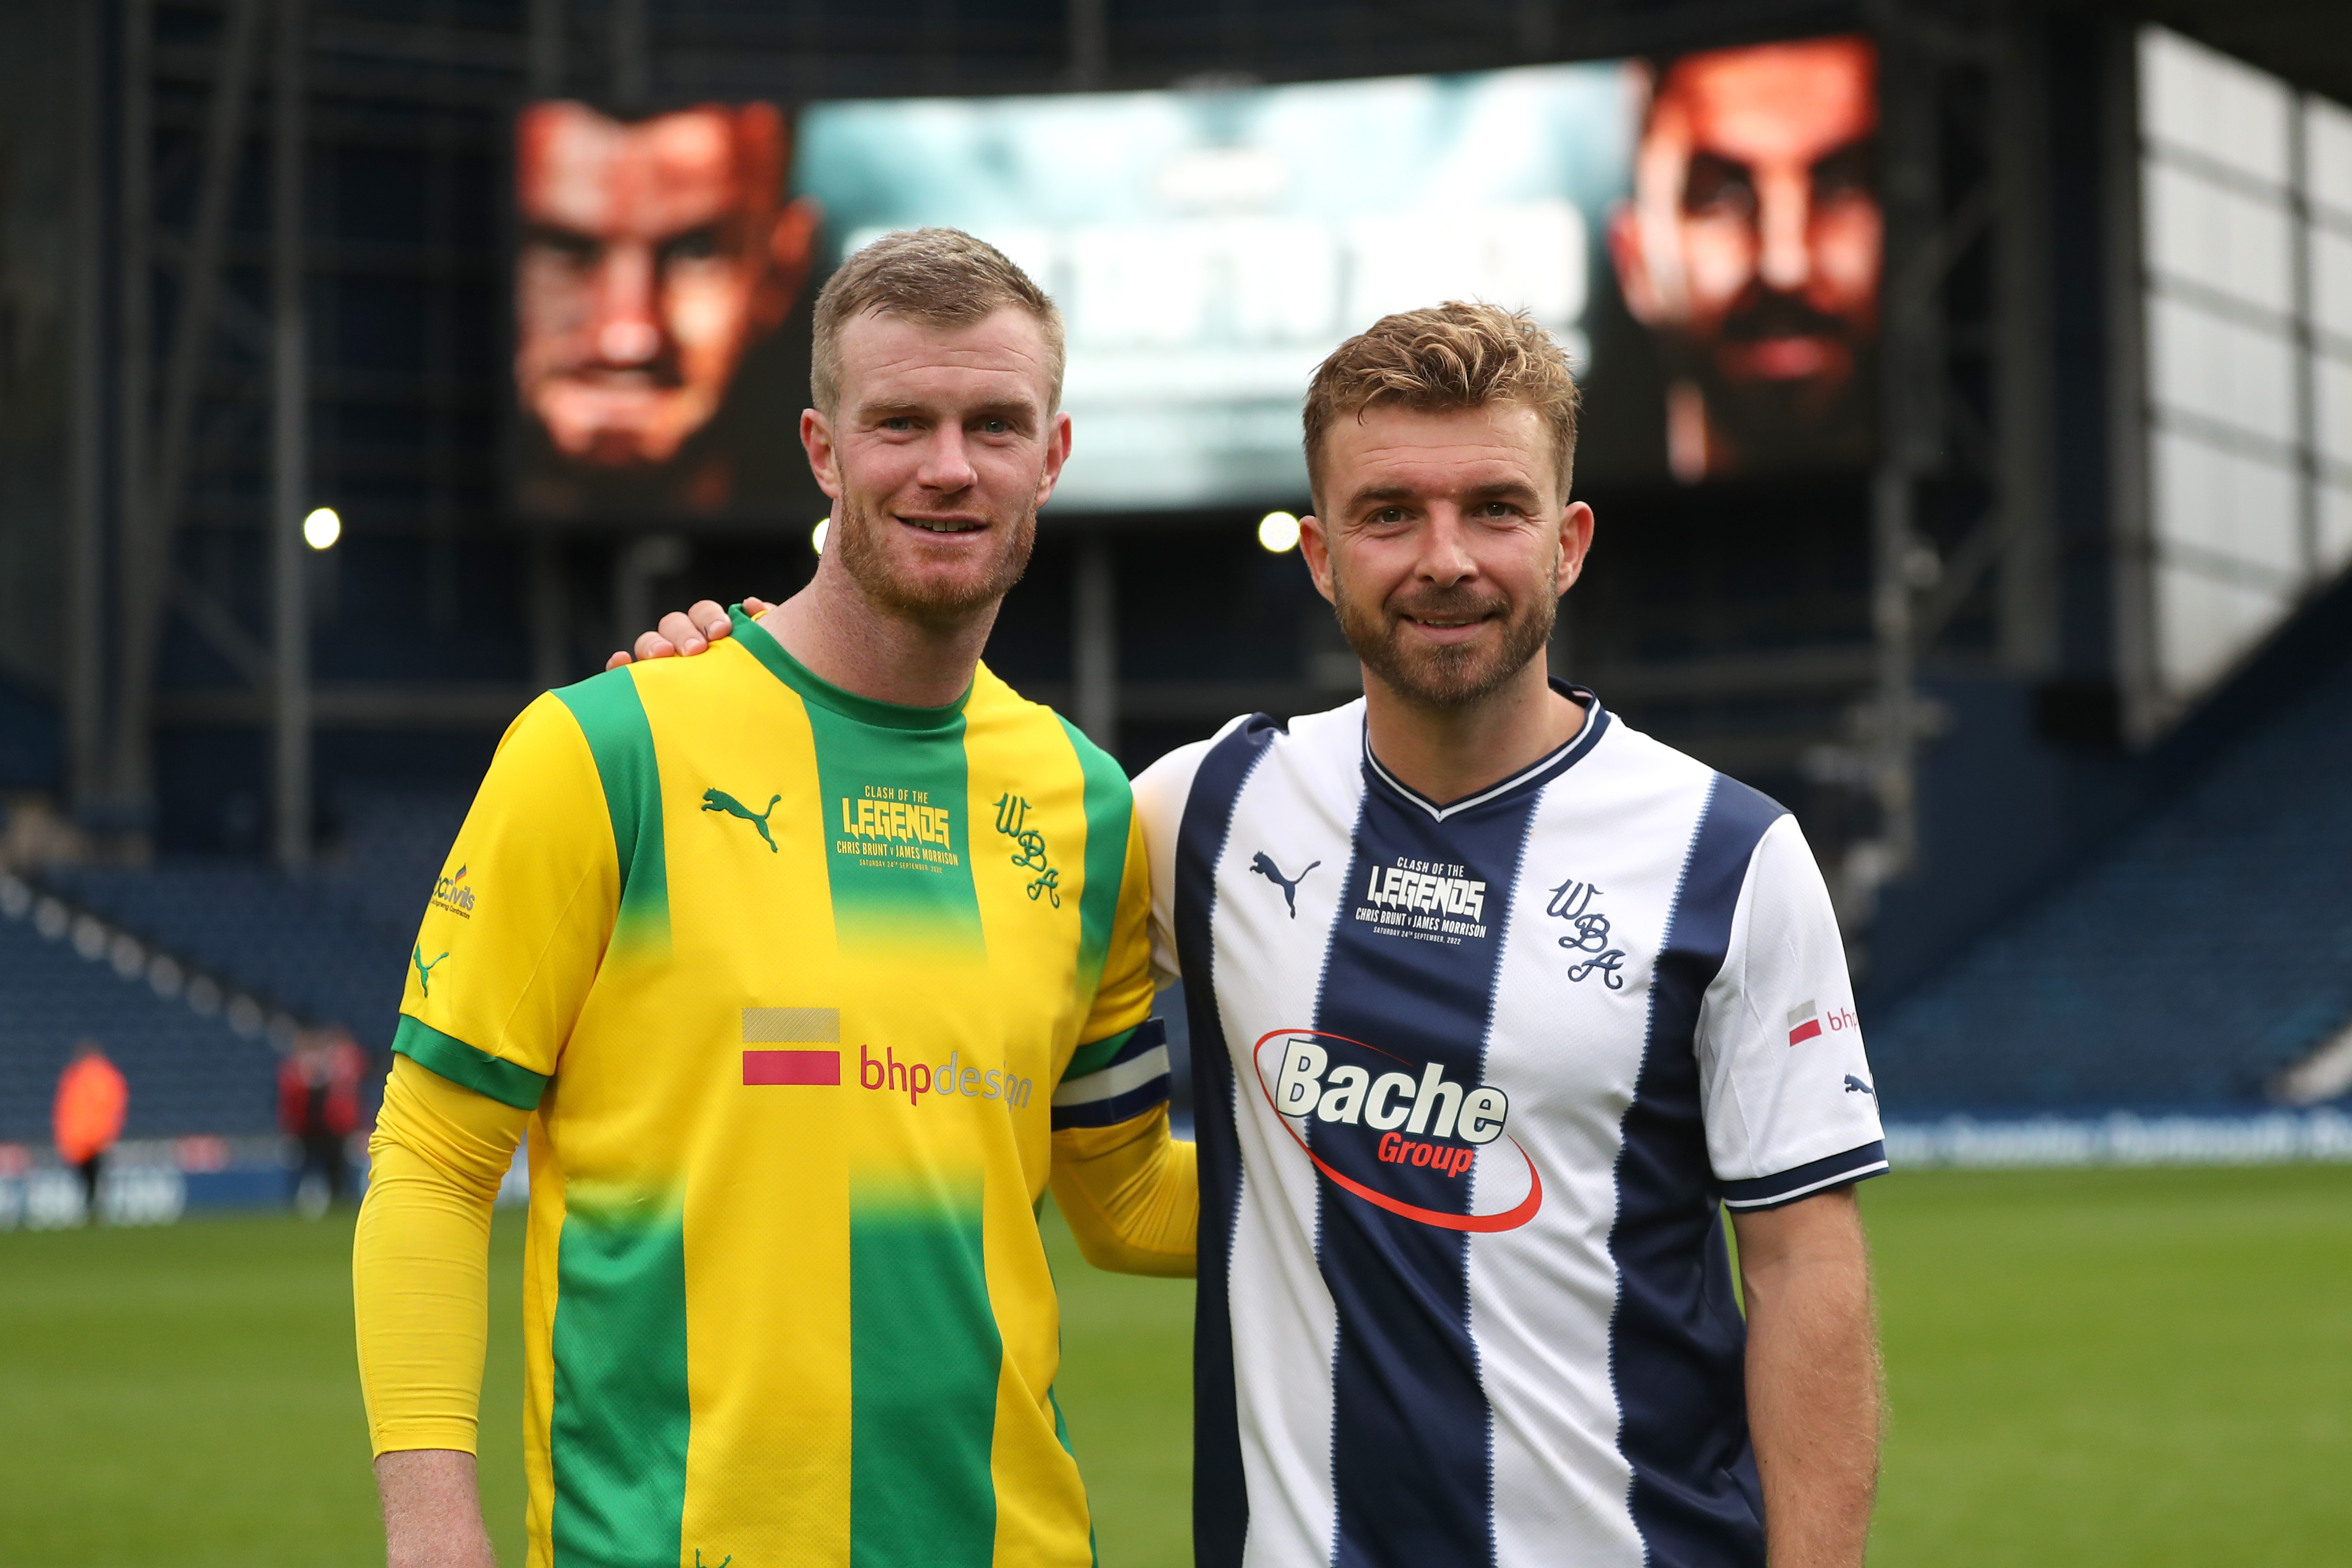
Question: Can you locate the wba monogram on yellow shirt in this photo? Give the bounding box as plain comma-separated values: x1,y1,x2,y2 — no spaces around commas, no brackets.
388,606,1155,1568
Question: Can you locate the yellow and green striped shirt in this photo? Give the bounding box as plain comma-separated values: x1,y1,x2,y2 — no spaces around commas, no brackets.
390,608,1161,1568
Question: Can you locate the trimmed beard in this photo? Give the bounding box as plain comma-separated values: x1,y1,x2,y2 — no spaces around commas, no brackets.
832,487,1038,622
1332,563,1557,709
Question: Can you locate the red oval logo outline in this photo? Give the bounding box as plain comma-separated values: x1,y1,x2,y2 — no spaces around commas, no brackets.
1252,1027,1543,1233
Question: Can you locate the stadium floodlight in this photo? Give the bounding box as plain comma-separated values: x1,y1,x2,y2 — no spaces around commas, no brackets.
1257,511,1301,553
302,507,342,550
812,518,830,554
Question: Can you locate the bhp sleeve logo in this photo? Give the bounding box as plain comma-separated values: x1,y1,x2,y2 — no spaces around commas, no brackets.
1786,999,1857,1046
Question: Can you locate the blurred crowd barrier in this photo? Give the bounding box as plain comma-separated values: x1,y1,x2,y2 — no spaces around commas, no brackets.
1885,1109,2352,1169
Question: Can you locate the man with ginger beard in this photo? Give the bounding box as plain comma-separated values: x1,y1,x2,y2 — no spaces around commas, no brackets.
1608,36,1882,483
360,231,1194,1568
512,100,820,517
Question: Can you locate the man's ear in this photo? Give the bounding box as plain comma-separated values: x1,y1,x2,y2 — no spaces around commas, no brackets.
1298,512,1338,605
1032,409,1074,511
801,407,842,498
1556,500,1596,596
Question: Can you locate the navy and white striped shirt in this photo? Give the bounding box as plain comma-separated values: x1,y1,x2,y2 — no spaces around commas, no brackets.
1133,685,1886,1568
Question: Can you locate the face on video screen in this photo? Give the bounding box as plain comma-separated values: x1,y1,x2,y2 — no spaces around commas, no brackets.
511,101,817,517
1608,36,1880,482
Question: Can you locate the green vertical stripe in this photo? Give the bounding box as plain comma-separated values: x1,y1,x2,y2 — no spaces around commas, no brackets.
852,1186,999,1567
1056,715,1132,1011
549,1205,689,1567
554,670,670,958
1046,1386,1099,1568
727,603,984,953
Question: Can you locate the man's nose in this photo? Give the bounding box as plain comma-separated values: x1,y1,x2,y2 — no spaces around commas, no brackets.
1755,167,1814,293
918,424,978,493
593,243,661,365
1415,509,1479,583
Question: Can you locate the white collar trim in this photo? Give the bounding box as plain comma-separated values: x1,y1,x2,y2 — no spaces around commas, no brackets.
1362,693,1602,823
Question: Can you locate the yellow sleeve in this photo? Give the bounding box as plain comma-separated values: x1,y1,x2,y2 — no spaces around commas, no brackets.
1050,1106,1198,1278
394,685,630,1106
1049,807,1196,1276
352,1056,530,1455
1075,809,1157,1048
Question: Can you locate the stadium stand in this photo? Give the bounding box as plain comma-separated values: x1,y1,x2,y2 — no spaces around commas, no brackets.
1870,631,2352,1114
35,788,463,1052
0,789,462,1143
0,895,280,1142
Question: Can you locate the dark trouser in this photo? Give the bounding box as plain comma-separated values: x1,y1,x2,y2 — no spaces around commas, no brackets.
76,1154,103,1215
295,1130,348,1206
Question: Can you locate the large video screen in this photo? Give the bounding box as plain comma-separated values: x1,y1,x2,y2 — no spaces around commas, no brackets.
507,36,1878,522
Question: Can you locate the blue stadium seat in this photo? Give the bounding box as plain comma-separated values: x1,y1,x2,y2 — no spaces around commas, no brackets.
0,912,280,1142
1,788,470,1140
1870,648,2352,1113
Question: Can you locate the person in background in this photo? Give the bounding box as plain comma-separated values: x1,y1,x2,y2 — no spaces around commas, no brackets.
512,99,821,518
279,1026,368,1213
1606,35,1881,482
53,1039,127,1223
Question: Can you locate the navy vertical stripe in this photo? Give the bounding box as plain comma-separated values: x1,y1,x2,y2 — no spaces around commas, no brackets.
1174,716,1283,1568
1608,774,1787,1567
1312,770,1546,1568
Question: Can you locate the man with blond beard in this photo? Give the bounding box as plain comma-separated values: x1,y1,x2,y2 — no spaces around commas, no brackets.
636,302,1886,1568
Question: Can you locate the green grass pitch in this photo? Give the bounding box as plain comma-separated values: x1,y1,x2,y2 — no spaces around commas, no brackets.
1,1165,2346,1565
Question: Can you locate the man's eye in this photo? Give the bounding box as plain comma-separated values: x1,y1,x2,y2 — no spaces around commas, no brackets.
1682,153,1756,218
1371,507,1411,524
1477,502,1520,518
977,418,1010,435
530,229,601,267
660,227,724,264
1811,141,1878,203
881,416,918,432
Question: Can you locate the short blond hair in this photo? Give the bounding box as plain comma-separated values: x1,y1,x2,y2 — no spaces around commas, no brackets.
1303,302,1582,505
810,228,1065,415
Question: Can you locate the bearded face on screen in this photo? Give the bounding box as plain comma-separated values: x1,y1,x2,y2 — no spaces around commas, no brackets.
1607,37,1881,482
513,101,817,482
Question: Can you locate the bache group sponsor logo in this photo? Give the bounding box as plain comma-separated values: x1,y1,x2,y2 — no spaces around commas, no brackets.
1253,1028,1542,1232
430,864,476,918
836,783,961,874
1352,856,1491,945
1786,998,1857,1046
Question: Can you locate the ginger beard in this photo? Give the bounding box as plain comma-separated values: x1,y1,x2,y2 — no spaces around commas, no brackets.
829,487,1039,624
1329,546,1559,709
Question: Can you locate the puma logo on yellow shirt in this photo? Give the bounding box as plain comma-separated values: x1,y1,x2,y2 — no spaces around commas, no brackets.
703,788,783,852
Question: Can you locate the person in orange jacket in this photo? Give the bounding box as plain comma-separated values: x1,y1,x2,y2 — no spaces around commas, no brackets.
53,1039,128,1220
